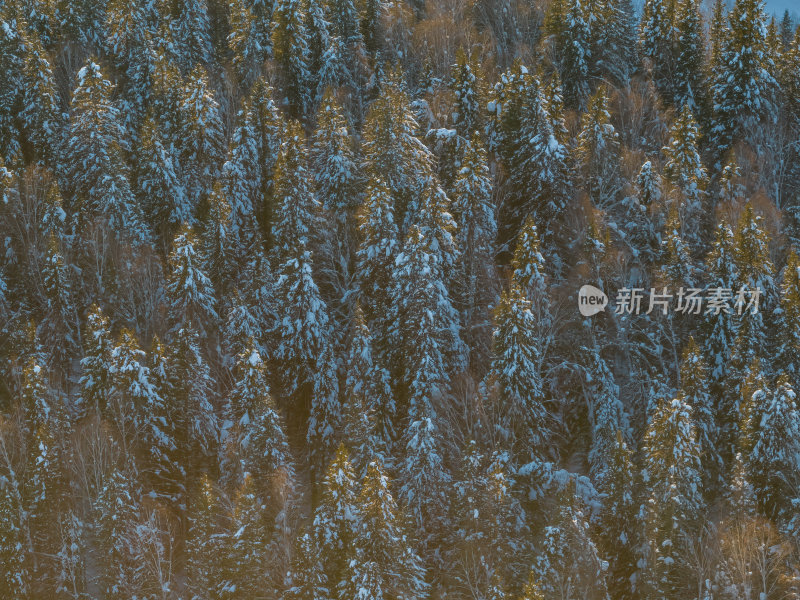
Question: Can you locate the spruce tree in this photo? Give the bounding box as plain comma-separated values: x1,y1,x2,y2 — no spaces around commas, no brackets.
283,532,328,600
272,0,312,118
186,476,225,599
749,375,800,521
227,0,272,84
166,224,218,338
79,304,113,416
776,249,800,384
711,0,778,152
643,393,704,600
640,0,676,99
64,60,146,242
576,85,620,207
175,0,214,69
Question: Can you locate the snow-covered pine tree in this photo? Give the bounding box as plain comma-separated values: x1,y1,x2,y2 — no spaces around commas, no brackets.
186,476,225,599
711,0,778,153
663,105,708,249
533,479,609,600
272,0,312,118
576,84,620,208
489,283,551,471
313,443,360,591
749,374,800,522
105,0,152,119
18,18,62,165
561,0,592,110
166,224,218,338
221,290,263,369
642,392,704,600
347,459,428,600
63,60,146,242
702,220,739,462
222,474,273,599
0,450,29,597
94,467,138,600
452,134,497,371
678,337,722,498
178,66,225,212
167,327,218,479
174,0,214,70
776,249,800,385
640,0,676,99
283,532,328,600
343,305,393,471
362,67,434,231
596,429,638,600
673,0,707,115
145,335,183,504
201,180,238,302
40,232,77,360
79,304,113,416
658,204,695,291
228,0,272,85
356,175,400,357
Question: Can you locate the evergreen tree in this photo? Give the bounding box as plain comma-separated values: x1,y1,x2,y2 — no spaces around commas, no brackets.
640,0,676,98
175,0,214,69
186,476,225,599
663,105,708,248
313,444,360,590
201,180,238,300
576,84,620,207
678,337,722,496
561,0,592,109
451,49,484,140
178,66,225,210
40,232,77,358
533,480,609,600
356,176,400,352
284,532,328,600
596,430,638,600
673,0,706,114
711,0,778,152
749,375,800,521
166,224,218,338
105,0,152,116
452,135,497,369
64,60,146,242
347,460,428,600
136,112,190,245
490,284,550,467
79,304,113,416
94,467,138,600
643,393,704,600
228,0,273,84
272,0,312,118
776,249,800,384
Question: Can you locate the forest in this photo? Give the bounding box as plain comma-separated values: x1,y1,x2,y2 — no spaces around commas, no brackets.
1,0,800,597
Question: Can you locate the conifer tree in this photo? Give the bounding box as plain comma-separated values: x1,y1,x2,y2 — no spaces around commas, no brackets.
663,105,708,248
511,218,553,334
561,0,592,110
272,0,312,118
186,476,225,598
343,305,393,467
283,532,328,600
490,284,550,467
105,0,151,116
640,0,676,98
452,135,496,369
166,225,218,338
313,444,360,590
222,101,261,245
776,249,800,384
673,0,706,114
596,430,638,600
136,112,190,245
643,393,704,600
19,19,62,165
40,232,77,358
362,69,434,229
749,375,800,521
678,337,722,496
0,458,28,598
223,475,273,599
175,0,214,69
95,467,138,600
356,176,400,351
64,60,146,241
79,304,113,416
533,481,609,600
349,460,428,600
576,85,620,207
711,0,778,152
201,180,238,300
179,66,225,210
451,49,484,140
228,0,273,84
